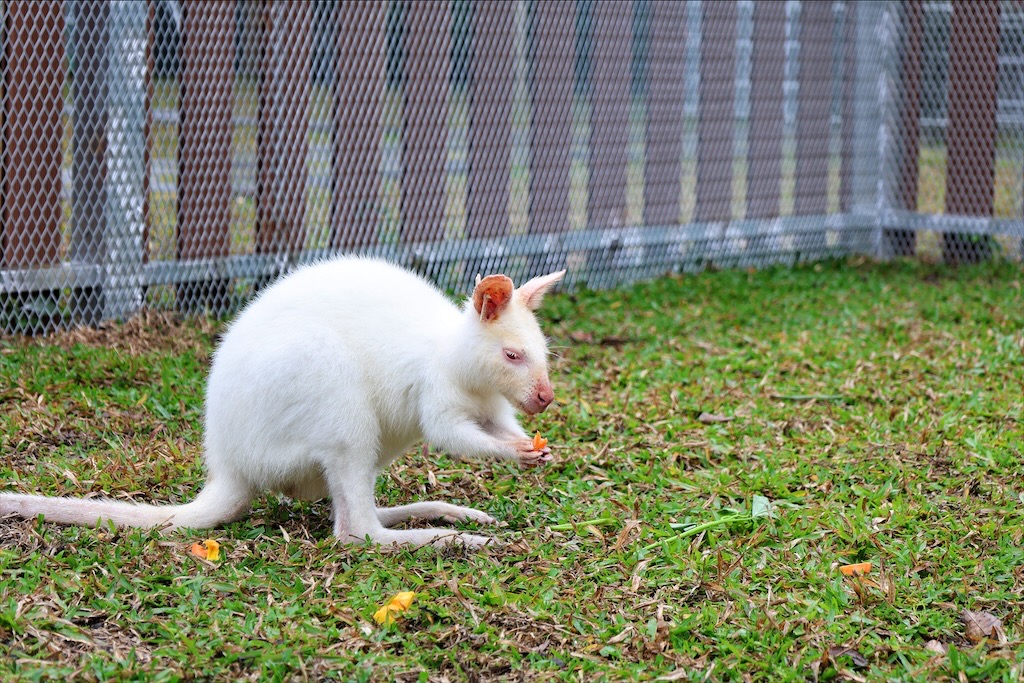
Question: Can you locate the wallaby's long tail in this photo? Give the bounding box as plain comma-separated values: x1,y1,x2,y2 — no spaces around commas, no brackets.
0,477,252,531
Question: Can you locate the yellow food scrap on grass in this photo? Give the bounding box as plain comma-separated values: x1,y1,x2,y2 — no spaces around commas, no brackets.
190,539,221,561
839,561,871,576
373,591,417,626
532,432,548,450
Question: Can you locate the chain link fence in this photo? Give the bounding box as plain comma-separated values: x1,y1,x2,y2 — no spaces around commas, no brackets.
1,0,1021,334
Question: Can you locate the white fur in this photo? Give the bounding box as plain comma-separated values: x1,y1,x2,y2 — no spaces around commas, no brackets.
0,256,565,548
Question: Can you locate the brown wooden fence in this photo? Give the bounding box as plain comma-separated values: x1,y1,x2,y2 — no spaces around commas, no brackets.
2,1,65,272
1,0,1020,333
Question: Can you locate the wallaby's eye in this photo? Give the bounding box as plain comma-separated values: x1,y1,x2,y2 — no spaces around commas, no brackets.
504,349,523,363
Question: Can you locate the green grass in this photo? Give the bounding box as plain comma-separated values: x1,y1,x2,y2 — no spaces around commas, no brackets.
1,258,1022,681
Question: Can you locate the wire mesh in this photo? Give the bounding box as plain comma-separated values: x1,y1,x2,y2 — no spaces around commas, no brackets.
1,0,1021,334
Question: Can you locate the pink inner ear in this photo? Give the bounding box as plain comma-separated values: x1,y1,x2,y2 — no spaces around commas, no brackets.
473,275,514,321
516,269,566,310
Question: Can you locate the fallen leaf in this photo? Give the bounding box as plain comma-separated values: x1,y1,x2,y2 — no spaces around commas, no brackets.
607,626,634,644
751,495,773,519
372,605,395,626
373,591,417,626
826,645,869,669
190,539,221,561
924,639,948,655
533,432,548,450
613,519,642,553
390,591,416,611
698,412,734,424
961,609,1007,644
840,561,872,576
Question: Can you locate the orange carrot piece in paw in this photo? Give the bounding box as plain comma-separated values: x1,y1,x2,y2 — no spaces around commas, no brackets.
839,561,871,576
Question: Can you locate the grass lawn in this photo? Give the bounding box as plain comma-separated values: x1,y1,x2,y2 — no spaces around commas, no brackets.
0,257,1021,681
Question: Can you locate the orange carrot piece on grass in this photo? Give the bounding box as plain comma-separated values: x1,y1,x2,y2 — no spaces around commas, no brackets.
190,539,221,561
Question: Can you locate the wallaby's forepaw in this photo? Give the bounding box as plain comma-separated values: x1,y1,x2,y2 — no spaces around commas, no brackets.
520,450,553,467
512,438,553,467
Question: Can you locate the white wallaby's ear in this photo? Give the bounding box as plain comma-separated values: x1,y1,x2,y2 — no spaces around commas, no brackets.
516,270,566,310
472,274,515,322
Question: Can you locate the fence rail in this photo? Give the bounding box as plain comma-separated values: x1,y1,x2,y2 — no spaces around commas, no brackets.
1,0,1022,333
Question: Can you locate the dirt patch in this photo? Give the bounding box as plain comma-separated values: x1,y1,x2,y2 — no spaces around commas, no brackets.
5,310,220,358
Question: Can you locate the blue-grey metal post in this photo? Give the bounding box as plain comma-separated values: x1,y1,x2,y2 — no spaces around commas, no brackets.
103,0,147,321
848,0,886,256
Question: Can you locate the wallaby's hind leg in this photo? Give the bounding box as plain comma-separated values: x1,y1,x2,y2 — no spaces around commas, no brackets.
325,457,494,548
376,502,496,527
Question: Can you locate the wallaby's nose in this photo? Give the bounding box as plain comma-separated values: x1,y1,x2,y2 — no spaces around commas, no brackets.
523,382,555,415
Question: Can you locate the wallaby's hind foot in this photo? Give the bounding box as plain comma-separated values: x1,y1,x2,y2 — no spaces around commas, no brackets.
376,501,497,527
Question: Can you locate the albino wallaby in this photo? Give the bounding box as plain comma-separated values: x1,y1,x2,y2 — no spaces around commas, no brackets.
0,257,565,548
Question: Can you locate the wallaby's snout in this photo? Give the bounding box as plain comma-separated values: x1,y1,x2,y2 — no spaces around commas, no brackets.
524,380,555,415
536,383,554,409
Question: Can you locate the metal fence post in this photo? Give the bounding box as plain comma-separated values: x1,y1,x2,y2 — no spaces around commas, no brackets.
69,0,146,325
103,0,148,321
847,0,886,255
